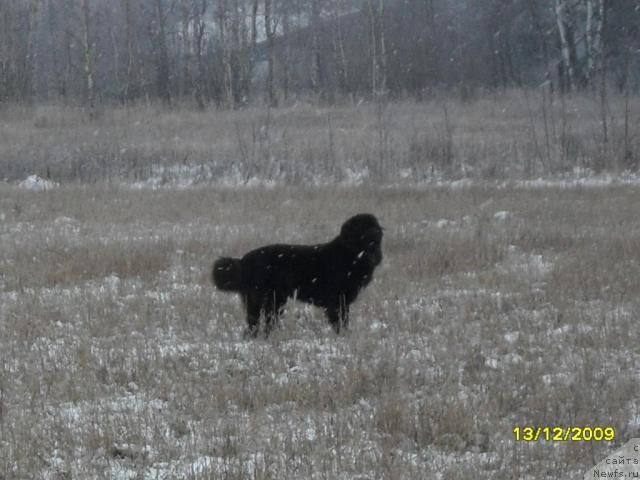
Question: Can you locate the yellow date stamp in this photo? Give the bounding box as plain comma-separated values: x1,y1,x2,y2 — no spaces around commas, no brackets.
513,426,615,442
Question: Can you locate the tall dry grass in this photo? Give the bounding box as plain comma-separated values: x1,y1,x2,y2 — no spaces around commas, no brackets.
1,89,638,184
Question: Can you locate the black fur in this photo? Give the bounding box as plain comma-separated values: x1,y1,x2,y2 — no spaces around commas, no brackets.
212,213,383,337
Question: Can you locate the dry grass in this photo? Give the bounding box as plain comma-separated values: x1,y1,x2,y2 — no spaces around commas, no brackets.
1,90,638,184
1,183,639,478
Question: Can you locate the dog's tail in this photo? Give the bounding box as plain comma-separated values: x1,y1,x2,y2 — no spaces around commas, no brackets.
212,257,244,292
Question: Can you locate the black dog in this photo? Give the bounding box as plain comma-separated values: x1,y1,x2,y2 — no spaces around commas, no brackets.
212,214,383,337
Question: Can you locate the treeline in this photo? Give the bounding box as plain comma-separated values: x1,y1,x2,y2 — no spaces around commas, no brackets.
1,0,639,108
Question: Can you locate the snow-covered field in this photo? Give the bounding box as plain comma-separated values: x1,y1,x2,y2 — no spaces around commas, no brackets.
1,183,638,479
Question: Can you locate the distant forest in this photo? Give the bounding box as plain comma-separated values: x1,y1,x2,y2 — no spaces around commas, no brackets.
1,0,639,108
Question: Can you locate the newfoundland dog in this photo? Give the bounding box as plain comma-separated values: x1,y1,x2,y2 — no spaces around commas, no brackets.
212,213,383,337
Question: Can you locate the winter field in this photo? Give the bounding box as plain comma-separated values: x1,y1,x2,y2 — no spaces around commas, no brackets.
1,180,640,479
1,94,640,479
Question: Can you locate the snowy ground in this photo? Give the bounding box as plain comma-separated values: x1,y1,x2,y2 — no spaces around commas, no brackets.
0,183,638,479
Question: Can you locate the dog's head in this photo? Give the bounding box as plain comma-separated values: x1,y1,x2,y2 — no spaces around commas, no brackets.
339,213,384,266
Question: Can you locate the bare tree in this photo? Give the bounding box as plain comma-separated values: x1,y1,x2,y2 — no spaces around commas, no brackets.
26,0,42,101
237,0,259,103
0,4,8,99
120,0,140,103
281,1,291,101
597,0,608,146
366,0,387,97
554,0,578,91
330,0,349,95
79,0,95,112
192,0,208,108
62,0,74,103
109,10,121,102
264,0,277,106
154,0,172,104
217,0,234,108
585,0,606,89
180,0,192,98
377,0,387,94
45,0,60,99
527,1,552,89
310,0,322,97
0,0,42,101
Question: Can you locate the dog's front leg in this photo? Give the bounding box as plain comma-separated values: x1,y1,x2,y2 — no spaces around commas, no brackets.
326,297,349,334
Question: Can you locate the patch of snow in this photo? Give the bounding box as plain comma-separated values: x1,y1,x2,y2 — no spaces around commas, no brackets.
54,216,77,225
18,175,58,190
497,170,640,189
305,427,317,441
485,358,499,369
187,455,216,475
370,320,387,332
503,352,523,364
273,372,289,386
343,166,370,185
399,168,412,179
542,371,572,386
629,414,640,428
109,464,136,480
504,332,519,343
479,199,494,210
493,210,510,221
54,394,166,427
435,219,454,229
497,246,553,280
105,274,120,292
